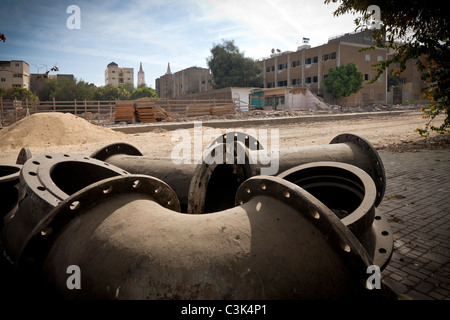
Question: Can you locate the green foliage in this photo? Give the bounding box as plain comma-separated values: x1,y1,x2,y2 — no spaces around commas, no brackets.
38,78,97,101
0,87,39,104
93,85,130,101
324,0,450,136
37,78,137,101
322,63,363,106
130,86,158,100
387,69,401,88
207,39,263,89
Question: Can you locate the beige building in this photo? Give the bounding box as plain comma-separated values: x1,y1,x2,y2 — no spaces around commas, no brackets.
104,62,134,86
0,60,30,90
257,30,388,106
155,63,212,99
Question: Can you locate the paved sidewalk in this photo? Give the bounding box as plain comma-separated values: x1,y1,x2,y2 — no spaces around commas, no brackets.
378,149,450,300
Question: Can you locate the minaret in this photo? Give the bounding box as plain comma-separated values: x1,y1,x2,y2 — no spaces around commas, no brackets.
137,62,145,87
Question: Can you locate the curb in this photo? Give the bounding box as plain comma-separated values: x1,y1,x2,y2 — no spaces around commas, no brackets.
110,110,418,134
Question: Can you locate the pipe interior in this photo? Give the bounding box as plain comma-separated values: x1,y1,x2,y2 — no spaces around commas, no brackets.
203,164,247,213
50,161,122,196
283,167,365,219
0,166,20,179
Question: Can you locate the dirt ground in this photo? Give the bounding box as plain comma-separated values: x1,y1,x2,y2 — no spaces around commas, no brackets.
0,110,449,165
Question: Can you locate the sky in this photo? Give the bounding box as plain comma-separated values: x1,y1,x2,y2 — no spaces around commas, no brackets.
0,0,360,88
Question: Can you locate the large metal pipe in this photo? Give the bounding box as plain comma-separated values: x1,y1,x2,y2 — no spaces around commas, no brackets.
1,153,133,264
14,174,392,300
0,165,21,219
92,133,385,214
277,162,393,270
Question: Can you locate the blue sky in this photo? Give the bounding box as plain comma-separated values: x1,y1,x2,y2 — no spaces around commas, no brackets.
0,0,358,88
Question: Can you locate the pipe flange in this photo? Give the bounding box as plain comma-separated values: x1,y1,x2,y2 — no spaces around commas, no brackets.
277,161,377,236
235,175,377,291
90,142,143,161
370,210,394,270
16,174,181,273
330,133,386,206
20,153,131,209
208,131,264,150
188,141,256,214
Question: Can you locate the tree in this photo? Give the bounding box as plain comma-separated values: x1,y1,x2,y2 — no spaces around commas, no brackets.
323,63,363,109
94,85,130,101
121,82,135,94
207,40,263,89
0,87,39,105
324,0,450,136
130,86,158,100
38,78,96,101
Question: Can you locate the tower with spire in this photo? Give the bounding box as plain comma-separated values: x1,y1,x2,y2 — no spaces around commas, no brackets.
137,62,145,87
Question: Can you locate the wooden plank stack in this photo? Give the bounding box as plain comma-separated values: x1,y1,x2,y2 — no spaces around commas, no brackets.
135,98,157,123
210,104,236,116
115,101,135,123
185,103,236,117
185,104,212,117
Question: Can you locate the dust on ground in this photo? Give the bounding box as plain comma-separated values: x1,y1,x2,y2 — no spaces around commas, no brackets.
0,109,448,165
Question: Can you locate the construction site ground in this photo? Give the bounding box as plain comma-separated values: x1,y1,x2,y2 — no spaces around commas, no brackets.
0,107,449,301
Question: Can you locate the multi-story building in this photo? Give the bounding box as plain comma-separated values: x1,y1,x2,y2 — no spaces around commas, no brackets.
0,60,30,90
104,62,134,86
256,30,388,106
155,63,212,99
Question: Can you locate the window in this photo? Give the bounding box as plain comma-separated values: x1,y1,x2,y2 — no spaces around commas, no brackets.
292,60,301,67
378,56,384,62
364,74,370,81
278,63,287,70
365,54,371,62
323,74,328,79
1,77,5,82
15,63,20,67
13,73,22,78
305,77,312,84
313,56,318,63
313,76,318,83
265,97,274,106
271,66,275,72
275,96,285,106
278,80,287,87
305,58,312,65
292,78,301,85
377,74,383,82
266,67,271,72
12,84,21,87
330,52,336,59
112,70,115,73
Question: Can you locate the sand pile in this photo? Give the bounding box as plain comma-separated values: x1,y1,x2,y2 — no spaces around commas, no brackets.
0,112,127,149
